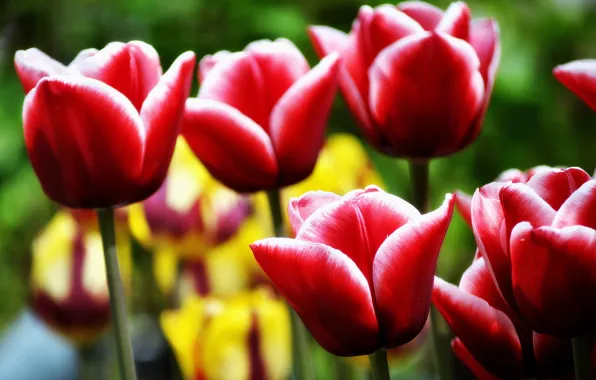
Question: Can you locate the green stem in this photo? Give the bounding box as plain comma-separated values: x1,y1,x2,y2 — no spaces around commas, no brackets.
266,189,314,380
408,160,452,380
368,350,390,380
97,208,137,380
572,336,593,380
78,343,103,380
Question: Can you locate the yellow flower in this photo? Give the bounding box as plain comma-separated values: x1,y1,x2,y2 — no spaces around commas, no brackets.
30,210,132,346
161,289,291,380
130,137,269,297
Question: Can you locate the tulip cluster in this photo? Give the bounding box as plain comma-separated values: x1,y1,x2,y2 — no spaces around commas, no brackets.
13,0,596,379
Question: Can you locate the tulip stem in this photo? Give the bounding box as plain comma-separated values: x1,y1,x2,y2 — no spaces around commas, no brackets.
368,350,390,380
78,343,104,380
97,208,137,380
572,335,593,380
266,189,314,380
408,160,452,380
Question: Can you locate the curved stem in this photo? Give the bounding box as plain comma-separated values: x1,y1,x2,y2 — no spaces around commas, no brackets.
408,160,452,380
368,350,390,380
97,208,137,380
265,189,314,380
572,336,593,380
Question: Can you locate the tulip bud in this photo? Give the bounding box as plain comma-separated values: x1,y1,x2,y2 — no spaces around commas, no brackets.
161,289,291,380
30,211,132,345
18,42,196,208
308,1,500,158
182,39,340,192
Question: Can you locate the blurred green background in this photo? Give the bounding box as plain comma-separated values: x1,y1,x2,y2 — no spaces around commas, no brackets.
0,0,594,328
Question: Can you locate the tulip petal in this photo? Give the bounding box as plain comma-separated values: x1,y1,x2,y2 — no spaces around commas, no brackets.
14,48,67,93
432,277,523,378
553,180,596,229
369,32,484,158
75,41,163,111
250,238,379,356
499,183,556,240
307,25,381,149
436,1,471,41
140,51,196,192
297,189,419,285
373,194,453,347
459,18,500,147
495,168,526,183
23,75,145,208
198,52,269,132
471,183,514,307
68,48,99,68
246,38,310,111
182,98,278,192
397,1,443,31
511,223,596,337
270,54,340,186
533,332,574,377
198,50,231,84
287,191,341,236
454,190,472,228
451,339,500,380
525,167,591,211
553,59,596,110
368,5,424,62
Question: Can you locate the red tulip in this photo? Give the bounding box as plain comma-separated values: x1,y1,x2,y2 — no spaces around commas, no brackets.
250,186,454,356
308,1,500,158
19,42,196,208
433,257,578,379
182,39,340,192
471,167,596,338
454,165,552,227
553,60,596,110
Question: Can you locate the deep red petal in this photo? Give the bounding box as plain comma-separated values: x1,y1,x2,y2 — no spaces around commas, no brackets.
287,191,342,236
14,48,67,93
533,332,574,377
367,5,424,63
198,50,231,84
75,41,163,111
499,183,556,242
296,189,420,285
435,1,471,41
525,167,591,211
553,59,596,111
373,194,453,347
368,32,484,158
471,183,515,307
459,258,526,334
198,52,269,132
246,38,310,114
511,223,596,337
139,51,196,193
397,1,444,31
308,25,381,149
553,179,596,229
182,99,278,192
452,339,500,380
270,54,339,186
454,190,472,228
432,277,523,378
459,18,500,148
23,76,145,208
250,238,379,356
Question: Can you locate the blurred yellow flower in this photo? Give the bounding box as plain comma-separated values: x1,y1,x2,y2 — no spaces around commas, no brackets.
129,137,269,298
162,289,291,380
30,210,132,346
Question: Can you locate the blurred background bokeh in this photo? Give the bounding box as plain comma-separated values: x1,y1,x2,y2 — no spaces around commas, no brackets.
0,0,595,378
